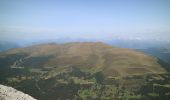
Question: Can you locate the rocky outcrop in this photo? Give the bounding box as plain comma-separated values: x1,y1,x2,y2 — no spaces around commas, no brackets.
0,84,36,100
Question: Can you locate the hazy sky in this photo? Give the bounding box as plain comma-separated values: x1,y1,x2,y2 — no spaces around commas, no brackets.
0,0,170,42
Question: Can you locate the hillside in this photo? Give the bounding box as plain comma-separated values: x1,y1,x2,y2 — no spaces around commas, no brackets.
0,42,169,100
0,42,165,77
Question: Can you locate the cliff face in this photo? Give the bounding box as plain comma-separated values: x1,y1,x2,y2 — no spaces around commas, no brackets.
0,84,36,100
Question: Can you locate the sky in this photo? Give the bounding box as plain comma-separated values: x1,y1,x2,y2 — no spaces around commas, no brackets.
0,0,170,43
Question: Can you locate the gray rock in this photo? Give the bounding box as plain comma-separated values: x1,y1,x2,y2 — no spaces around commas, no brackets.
0,84,36,100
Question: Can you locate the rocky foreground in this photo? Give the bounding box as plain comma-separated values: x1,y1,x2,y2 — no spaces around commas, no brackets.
0,84,36,100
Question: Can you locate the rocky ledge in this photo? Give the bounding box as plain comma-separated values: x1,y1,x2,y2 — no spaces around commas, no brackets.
0,84,36,100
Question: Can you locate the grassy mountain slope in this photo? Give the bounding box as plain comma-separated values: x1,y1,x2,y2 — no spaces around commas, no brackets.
0,42,169,100
1,42,165,77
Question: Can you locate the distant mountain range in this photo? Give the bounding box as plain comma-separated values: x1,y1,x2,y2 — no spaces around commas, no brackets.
137,48,170,64
107,39,170,49
0,41,20,52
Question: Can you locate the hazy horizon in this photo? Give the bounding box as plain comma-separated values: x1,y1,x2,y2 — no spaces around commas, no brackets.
0,0,170,43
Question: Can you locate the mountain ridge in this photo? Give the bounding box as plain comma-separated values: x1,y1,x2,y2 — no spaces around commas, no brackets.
0,42,166,77
0,42,169,100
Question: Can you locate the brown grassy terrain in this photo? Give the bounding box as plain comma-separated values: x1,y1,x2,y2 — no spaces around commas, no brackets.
0,42,166,77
